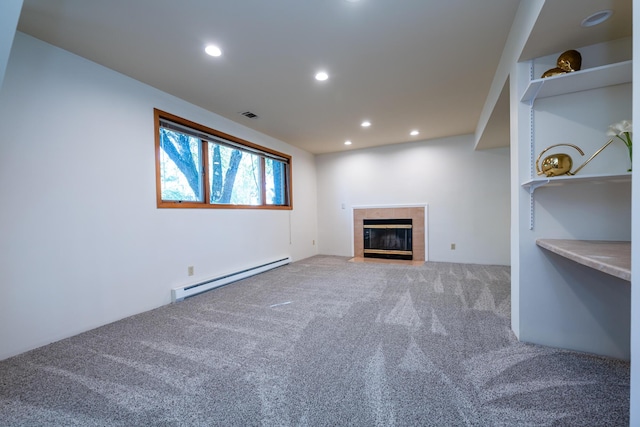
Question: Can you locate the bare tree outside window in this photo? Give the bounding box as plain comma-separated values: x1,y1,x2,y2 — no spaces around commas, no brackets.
155,109,291,209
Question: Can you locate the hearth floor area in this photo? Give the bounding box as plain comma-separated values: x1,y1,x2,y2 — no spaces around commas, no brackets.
349,257,424,266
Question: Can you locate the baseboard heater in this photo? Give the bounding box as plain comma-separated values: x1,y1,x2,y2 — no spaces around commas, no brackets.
171,256,291,302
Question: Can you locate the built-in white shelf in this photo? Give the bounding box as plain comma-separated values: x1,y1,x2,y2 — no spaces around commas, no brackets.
536,239,631,282
521,60,632,104
522,172,631,194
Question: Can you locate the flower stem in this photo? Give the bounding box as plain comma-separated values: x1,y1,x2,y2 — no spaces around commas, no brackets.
621,133,632,171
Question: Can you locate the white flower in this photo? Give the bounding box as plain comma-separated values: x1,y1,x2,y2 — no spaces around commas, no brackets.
607,120,633,172
607,120,632,137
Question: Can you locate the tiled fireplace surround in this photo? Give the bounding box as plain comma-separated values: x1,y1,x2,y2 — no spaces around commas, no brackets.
353,205,426,262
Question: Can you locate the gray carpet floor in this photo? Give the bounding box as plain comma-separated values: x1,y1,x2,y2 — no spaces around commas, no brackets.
0,255,630,426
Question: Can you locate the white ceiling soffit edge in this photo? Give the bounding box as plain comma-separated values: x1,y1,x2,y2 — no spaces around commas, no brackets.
475,79,510,150
474,0,545,151
0,0,24,91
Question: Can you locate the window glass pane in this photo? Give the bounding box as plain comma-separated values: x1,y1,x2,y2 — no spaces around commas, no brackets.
155,110,292,209
265,158,287,205
159,128,203,201
209,143,261,205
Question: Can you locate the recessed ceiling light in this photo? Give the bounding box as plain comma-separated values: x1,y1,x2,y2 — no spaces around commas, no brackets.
344,140,352,145
315,71,329,81
581,10,613,27
361,121,371,128
410,130,420,136
205,45,222,57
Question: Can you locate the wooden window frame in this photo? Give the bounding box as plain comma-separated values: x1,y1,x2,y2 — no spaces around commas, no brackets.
154,109,293,210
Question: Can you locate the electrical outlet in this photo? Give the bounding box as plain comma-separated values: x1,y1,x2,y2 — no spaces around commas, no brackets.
188,266,194,276
450,243,456,250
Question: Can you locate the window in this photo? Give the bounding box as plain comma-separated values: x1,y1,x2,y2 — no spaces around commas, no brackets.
154,109,292,209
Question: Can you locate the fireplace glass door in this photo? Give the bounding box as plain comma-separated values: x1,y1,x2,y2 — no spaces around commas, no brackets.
363,219,412,260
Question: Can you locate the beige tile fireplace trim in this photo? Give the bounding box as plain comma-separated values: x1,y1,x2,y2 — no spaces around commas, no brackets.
352,204,428,262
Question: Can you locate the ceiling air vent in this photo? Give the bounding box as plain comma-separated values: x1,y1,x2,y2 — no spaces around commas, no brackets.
240,111,259,119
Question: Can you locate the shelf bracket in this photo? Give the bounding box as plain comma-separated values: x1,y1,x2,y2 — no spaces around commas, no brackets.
525,179,550,195
526,179,549,230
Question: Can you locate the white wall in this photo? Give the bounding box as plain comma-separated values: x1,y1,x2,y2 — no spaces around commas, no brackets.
630,0,639,422
316,135,510,265
511,39,632,360
0,32,318,360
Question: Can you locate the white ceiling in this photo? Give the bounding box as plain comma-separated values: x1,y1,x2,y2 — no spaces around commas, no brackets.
16,0,632,154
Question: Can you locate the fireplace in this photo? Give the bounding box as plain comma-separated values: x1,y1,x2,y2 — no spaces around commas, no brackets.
363,219,413,260
353,205,426,262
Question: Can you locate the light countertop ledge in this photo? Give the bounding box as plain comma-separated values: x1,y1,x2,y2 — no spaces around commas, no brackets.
536,239,631,282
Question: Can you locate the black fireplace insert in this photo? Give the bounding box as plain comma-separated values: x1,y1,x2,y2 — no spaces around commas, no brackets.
363,218,412,260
